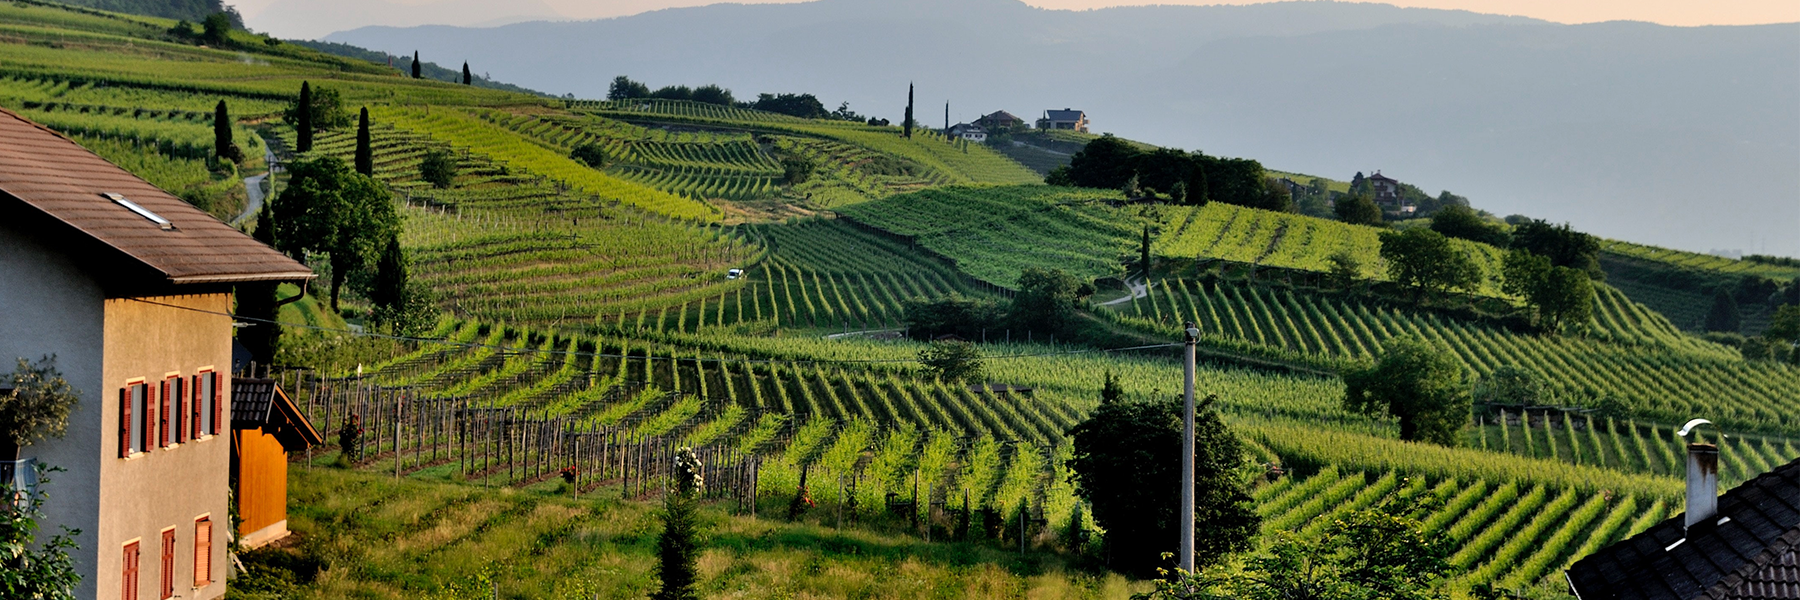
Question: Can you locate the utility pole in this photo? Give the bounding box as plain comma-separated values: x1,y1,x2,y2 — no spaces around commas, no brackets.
1180,321,1198,574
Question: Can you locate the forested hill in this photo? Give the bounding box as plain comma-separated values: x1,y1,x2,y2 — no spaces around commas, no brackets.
47,0,239,25
328,0,1800,258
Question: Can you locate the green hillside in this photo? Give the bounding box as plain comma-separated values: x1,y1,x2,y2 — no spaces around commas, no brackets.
5,3,1797,599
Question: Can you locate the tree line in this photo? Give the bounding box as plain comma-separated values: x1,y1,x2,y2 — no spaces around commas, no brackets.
607,76,881,123
1046,136,1287,210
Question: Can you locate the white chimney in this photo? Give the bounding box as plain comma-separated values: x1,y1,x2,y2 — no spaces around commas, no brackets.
1685,442,1720,530
1677,418,1719,530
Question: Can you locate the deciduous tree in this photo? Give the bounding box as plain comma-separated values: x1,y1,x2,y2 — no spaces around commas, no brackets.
1,356,79,463
271,156,398,311
1334,193,1384,227
419,148,456,188
918,341,985,383
1067,394,1259,575
1430,205,1509,247
1379,228,1481,295
1343,337,1470,446
1011,267,1081,333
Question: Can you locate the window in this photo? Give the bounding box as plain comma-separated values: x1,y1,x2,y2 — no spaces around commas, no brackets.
158,379,173,448
169,377,184,444
159,529,175,600
120,383,148,457
199,372,217,436
121,541,139,600
189,375,202,441
193,517,212,588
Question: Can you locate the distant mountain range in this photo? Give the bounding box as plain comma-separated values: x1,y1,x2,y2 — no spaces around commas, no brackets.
326,0,1800,257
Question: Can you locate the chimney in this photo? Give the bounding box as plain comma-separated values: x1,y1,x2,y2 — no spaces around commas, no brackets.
1685,442,1719,529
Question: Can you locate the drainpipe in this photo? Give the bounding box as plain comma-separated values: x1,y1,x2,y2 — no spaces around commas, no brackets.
1678,419,1719,530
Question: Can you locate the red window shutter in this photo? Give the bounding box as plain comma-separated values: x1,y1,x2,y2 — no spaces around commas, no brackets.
190,376,202,440
144,385,157,452
193,518,212,588
158,380,170,448
122,541,140,600
212,372,224,436
119,388,131,458
160,529,174,600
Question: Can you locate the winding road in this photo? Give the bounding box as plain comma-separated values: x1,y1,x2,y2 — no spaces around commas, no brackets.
1098,276,1151,307
232,135,279,227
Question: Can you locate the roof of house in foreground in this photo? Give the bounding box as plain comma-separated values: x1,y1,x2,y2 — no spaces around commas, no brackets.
1566,456,1800,599
0,107,311,285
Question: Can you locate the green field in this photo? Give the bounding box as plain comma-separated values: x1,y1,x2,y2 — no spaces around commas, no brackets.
7,2,1798,597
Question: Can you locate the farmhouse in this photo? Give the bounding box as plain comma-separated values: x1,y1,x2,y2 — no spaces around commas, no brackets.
1036,108,1089,133
973,110,1025,132
948,123,988,142
0,107,311,600
1366,171,1414,214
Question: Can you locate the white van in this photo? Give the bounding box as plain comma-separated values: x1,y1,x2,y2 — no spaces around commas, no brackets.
727,268,744,280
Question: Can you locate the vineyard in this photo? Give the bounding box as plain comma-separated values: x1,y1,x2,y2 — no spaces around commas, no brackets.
838,185,1143,287
1108,276,1800,434
1601,239,1800,280
1157,202,1512,297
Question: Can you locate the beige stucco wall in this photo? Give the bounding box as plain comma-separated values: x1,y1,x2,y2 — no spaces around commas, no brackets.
2,221,232,600
99,293,234,600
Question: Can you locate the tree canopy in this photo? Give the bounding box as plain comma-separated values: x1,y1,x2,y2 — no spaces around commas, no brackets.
1429,205,1509,247
272,156,399,310
1,356,79,461
918,340,986,383
283,82,350,147
1343,337,1471,446
1378,228,1482,295
1067,394,1259,575
1050,137,1281,209
902,296,1006,341
1334,193,1384,227
1011,267,1084,333
1509,219,1601,278
1705,287,1743,333
1502,250,1594,333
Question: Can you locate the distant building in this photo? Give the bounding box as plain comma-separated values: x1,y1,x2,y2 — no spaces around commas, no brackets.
1366,171,1415,215
948,123,988,143
974,110,1025,132
1036,108,1089,133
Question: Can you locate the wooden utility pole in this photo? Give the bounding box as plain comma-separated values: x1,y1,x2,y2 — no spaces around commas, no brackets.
1180,321,1199,574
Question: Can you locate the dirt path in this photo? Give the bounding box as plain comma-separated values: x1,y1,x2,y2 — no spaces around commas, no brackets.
232,134,279,227
1098,276,1150,307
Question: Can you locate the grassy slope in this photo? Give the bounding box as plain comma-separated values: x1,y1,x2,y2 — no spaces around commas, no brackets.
270,466,1139,600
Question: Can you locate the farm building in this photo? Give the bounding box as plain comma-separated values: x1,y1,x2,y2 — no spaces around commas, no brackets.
1566,442,1800,599
974,110,1026,132
1366,171,1415,214
948,123,989,142
0,106,311,600
1036,109,1089,132
231,378,322,549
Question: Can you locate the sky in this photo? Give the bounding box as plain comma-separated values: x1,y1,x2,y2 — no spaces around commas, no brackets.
235,0,1800,40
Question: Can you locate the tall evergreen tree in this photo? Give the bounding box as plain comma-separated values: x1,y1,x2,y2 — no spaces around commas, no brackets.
212,99,242,162
354,107,373,176
411,51,421,78
903,83,914,139
370,232,407,316
461,62,472,85
295,81,313,153
944,102,949,135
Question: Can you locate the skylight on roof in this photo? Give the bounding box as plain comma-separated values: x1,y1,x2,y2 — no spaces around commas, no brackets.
104,193,172,230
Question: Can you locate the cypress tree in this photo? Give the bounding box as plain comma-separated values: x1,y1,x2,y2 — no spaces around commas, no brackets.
213,99,242,162
354,107,373,176
944,102,949,136
411,51,421,79
371,232,407,318
462,62,472,85
654,449,704,600
903,82,914,139
295,81,313,153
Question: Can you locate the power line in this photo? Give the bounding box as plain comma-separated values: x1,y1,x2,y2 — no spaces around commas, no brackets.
125,297,1182,367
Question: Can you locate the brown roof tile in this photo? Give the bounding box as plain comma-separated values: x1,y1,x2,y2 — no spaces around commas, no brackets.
0,107,311,284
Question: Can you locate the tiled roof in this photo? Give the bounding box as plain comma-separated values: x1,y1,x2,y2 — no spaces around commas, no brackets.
1044,109,1085,121
1368,171,1399,182
980,111,1022,123
0,107,311,285
1567,456,1800,599
231,377,323,450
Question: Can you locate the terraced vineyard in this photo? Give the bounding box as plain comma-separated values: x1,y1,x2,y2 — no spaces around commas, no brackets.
1158,202,1511,297
1111,277,1800,433
838,185,1142,286
1469,410,1800,488
476,110,788,202
1602,239,1800,280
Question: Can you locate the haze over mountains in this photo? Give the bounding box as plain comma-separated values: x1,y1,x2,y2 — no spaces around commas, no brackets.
327,0,1800,257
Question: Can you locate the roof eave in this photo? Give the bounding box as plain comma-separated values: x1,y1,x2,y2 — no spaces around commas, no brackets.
169,271,317,285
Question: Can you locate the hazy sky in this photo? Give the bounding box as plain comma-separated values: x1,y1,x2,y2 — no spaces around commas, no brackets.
235,0,1799,37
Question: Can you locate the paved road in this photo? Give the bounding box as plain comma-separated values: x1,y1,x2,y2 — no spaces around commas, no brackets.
1098,276,1150,307
232,135,279,227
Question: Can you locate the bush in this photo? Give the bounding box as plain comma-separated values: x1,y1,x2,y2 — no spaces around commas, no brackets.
570,143,609,169
419,149,456,189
